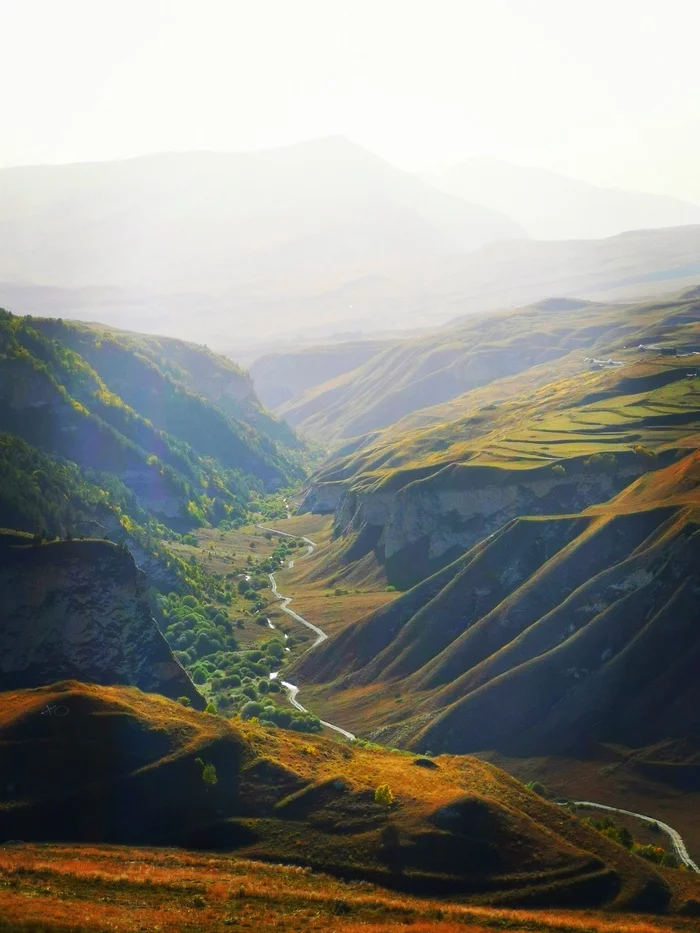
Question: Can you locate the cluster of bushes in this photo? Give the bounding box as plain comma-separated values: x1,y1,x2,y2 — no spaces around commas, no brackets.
161,593,321,734
240,696,321,732
247,493,293,521
583,452,618,472
582,814,681,868
153,518,326,734
256,538,302,574
159,592,240,663
526,780,549,798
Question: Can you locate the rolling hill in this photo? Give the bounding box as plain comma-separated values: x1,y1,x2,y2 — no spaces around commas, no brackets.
427,159,700,240
2,679,694,914
250,337,396,410
0,138,524,344
294,451,700,758
279,290,700,442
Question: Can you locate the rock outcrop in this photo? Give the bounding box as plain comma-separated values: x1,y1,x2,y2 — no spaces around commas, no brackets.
0,534,204,708
304,456,655,588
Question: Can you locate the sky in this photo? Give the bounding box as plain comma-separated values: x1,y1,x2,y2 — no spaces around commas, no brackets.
3,0,700,195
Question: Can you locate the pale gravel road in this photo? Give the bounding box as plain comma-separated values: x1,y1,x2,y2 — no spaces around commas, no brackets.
571,801,699,872
258,524,355,741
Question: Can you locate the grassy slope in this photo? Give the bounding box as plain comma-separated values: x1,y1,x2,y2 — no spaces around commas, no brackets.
0,312,304,538
287,453,700,856
4,847,700,933
283,291,700,442
2,848,700,933
250,338,396,410
2,681,698,917
283,301,700,853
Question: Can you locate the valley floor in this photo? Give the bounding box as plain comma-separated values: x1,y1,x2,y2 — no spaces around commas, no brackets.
1,843,698,933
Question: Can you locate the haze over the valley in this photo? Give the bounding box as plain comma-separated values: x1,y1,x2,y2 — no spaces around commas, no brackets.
3,0,700,357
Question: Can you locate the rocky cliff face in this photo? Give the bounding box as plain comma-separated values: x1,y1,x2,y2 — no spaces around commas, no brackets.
305,457,653,586
0,535,204,707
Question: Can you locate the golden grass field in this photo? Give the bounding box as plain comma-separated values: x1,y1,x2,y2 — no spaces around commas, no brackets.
2,843,700,933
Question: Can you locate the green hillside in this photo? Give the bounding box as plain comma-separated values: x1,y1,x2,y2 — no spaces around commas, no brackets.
280,290,700,442
0,310,303,528
0,310,307,592
251,337,395,410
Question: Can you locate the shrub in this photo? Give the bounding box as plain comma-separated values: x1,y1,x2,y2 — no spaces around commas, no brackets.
194,757,218,786
374,783,394,808
661,851,679,869
385,585,396,592
552,464,567,476
204,701,218,715
241,700,264,720
191,668,208,685
632,843,666,864
526,780,548,798
177,696,191,707
583,452,617,472
619,826,634,849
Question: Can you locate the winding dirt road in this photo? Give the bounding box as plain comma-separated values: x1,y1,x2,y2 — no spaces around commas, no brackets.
257,524,355,740
571,801,699,872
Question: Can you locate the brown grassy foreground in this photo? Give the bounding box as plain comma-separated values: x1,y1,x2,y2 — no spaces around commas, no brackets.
1,843,698,933
4,682,700,916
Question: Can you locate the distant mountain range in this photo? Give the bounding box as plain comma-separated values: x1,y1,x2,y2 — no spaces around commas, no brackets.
427,158,700,240
0,136,522,296
4,138,700,350
252,278,700,442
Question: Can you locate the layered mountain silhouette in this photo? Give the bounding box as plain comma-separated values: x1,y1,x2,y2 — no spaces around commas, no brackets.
427,158,700,240
0,138,523,295
268,289,699,441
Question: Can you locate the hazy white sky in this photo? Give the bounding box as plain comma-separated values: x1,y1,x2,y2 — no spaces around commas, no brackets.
3,0,700,187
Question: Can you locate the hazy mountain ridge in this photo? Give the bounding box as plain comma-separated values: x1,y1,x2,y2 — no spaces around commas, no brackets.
6,142,700,351
278,298,615,439
281,290,699,442
427,158,700,240
0,138,523,294
251,338,396,410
